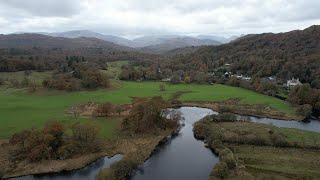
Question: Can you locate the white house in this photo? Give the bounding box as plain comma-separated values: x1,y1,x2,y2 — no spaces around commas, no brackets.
161,78,171,82
233,74,251,81
286,78,302,88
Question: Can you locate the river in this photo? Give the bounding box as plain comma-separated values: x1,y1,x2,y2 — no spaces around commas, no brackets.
12,155,123,180
12,107,320,180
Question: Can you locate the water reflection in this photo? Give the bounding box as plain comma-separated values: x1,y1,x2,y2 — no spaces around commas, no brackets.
12,154,123,180
237,115,320,132
132,107,219,180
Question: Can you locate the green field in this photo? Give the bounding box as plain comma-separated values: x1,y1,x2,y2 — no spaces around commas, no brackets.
0,71,53,85
0,80,296,138
0,64,296,139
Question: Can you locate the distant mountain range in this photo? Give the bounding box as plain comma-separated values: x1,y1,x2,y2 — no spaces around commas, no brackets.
5,30,239,54
44,30,135,48
0,33,133,52
19,30,237,53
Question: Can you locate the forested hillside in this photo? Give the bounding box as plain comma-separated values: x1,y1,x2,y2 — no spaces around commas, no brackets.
0,34,160,72
174,25,320,85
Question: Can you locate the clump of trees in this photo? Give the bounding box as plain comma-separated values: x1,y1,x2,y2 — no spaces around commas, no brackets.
42,74,81,91
121,96,179,134
289,84,320,117
9,121,101,162
43,61,110,91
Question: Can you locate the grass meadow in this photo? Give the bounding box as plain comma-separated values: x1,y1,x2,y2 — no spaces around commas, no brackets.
0,64,295,139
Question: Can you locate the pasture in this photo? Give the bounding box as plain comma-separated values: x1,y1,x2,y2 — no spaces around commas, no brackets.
0,80,296,138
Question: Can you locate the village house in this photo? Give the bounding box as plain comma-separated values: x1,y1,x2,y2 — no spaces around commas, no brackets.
286,78,302,88
161,77,171,82
232,74,252,81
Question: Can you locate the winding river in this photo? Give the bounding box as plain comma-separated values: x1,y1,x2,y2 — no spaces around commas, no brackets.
12,107,320,180
132,107,219,180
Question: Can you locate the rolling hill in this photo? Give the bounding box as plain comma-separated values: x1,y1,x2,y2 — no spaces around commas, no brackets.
0,33,134,51
171,25,320,84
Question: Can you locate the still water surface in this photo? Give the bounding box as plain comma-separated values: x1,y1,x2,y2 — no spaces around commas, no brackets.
13,107,320,180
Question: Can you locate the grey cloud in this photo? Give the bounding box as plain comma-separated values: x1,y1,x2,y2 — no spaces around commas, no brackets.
1,0,84,17
0,0,319,37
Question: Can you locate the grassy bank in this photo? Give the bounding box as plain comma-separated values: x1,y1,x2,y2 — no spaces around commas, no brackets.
193,119,320,179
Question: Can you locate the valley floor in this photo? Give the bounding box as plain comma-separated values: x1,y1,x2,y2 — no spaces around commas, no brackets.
0,79,298,139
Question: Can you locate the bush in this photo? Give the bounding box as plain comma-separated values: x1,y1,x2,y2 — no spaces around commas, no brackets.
9,121,101,163
219,148,236,169
297,104,313,118
210,139,224,150
159,83,166,91
219,105,232,113
71,123,100,151
270,132,288,147
43,74,81,91
95,102,115,117
9,79,20,88
212,162,228,178
243,134,268,146
205,113,236,122
109,158,139,180
121,96,176,134
81,70,110,89
193,122,208,139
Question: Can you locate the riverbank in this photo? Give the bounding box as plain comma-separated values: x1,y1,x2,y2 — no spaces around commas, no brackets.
97,127,178,179
193,118,320,179
0,128,176,179
181,99,303,121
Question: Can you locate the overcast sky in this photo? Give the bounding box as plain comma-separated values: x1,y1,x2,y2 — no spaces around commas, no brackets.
0,0,319,38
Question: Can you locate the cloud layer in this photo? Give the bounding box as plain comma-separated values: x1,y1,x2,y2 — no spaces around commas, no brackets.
0,0,319,37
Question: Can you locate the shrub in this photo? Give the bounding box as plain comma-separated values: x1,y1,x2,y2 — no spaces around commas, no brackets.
212,162,228,178
121,96,176,134
219,105,232,113
42,74,81,91
243,134,269,146
219,113,237,122
159,83,166,91
109,158,139,180
297,104,313,118
270,132,288,147
210,139,224,151
9,121,101,163
71,123,100,151
9,79,20,88
193,122,208,139
205,113,236,122
219,148,237,170
81,70,110,89
95,102,115,117
21,77,30,87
